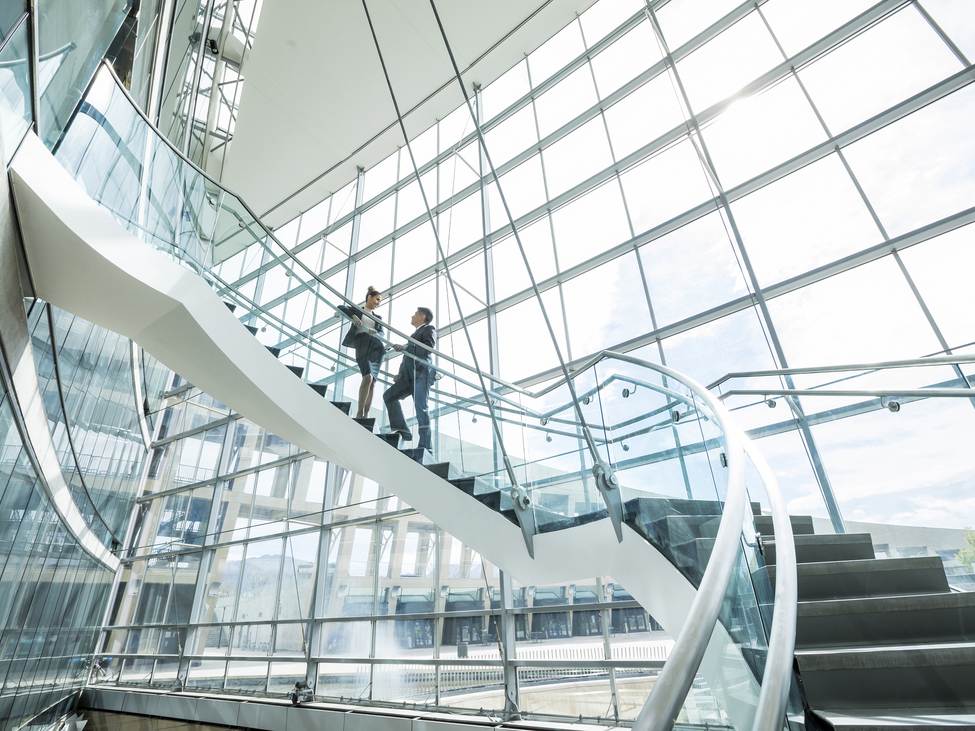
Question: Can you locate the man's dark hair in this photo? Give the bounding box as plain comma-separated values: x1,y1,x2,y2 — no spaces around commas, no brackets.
417,307,434,324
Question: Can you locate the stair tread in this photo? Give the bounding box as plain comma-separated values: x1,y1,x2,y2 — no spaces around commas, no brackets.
821,708,975,729
772,555,947,577
798,590,975,617
769,532,875,546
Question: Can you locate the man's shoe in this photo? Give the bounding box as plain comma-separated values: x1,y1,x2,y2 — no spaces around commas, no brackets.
390,428,413,441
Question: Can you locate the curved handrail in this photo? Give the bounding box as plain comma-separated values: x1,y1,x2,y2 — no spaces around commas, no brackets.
744,437,797,731
626,358,747,731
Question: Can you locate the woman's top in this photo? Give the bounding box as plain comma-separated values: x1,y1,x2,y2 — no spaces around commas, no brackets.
358,312,377,335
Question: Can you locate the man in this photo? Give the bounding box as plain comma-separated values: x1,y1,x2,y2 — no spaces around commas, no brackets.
383,307,437,451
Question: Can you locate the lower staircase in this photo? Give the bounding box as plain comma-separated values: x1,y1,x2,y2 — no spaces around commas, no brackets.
761,511,975,730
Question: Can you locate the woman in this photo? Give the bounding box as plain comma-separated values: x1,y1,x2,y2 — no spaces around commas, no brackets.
338,286,385,419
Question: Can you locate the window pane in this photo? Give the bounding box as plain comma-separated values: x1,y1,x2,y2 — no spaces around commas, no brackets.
542,117,613,199
481,59,530,121
620,140,714,235
703,76,827,189
353,243,393,296
561,252,652,356
767,257,942,368
491,217,558,302
922,0,975,63
898,223,975,350
487,155,547,230
797,6,962,134
637,212,750,328
659,307,779,387
393,221,438,283
675,13,781,113
656,0,742,51
358,196,396,249
604,72,686,159
551,181,630,271
760,0,876,58
528,20,585,87
440,142,480,202
534,65,598,139
842,83,975,238
730,154,881,286
590,21,663,98
484,105,538,168
580,0,643,47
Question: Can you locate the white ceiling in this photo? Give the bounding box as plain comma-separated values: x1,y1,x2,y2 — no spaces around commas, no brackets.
221,0,597,229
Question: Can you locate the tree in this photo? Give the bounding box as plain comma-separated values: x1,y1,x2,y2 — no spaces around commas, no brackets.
959,529,975,573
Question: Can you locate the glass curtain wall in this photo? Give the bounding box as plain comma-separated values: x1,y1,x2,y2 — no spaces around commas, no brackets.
222,0,975,565
94,380,685,722
0,332,118,731
27,303,157,550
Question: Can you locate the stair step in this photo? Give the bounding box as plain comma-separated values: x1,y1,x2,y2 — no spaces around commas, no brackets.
751,501,763,516
426,462,464,481
796,591,975,650
224,301,237,313
330,401,352,415
309,384,328,398
796,644,975,711
378,432,400,447
266,345,281,357
353,417,375,432
769,556,950,602
764,533,875,566
399,447,433,464
244,325,258,336
448,476,495,496
651,514,722,542
754,513,815,536
820,708,975,731
286,364,304,378
535,508,610,534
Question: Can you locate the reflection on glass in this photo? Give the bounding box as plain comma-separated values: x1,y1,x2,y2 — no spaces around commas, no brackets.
0,16,31,163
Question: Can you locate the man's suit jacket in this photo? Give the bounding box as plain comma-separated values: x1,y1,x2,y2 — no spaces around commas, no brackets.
398,323,437,380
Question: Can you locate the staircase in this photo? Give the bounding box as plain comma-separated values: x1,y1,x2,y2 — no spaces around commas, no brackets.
760,509,975,730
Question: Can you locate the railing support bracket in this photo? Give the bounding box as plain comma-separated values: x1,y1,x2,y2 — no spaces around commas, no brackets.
593,461,624,543
510,485,537,559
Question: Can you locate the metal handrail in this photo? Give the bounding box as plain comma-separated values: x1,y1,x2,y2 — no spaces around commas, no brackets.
708,353,975,390
744,437,796,731
627,356,748,731
719,387,975,400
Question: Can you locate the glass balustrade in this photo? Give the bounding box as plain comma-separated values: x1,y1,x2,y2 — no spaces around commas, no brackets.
713,354,975,591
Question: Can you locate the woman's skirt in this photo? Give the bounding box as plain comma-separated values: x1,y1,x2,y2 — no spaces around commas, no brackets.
354,333,384,379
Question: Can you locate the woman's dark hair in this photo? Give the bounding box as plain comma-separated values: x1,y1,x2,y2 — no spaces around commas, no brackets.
366,286,381,300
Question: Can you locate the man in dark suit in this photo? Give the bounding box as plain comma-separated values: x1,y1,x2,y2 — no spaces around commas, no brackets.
383,307,437,451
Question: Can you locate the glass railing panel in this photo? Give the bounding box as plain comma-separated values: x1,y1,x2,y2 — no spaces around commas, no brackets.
0,17,33,164
717,356,975,589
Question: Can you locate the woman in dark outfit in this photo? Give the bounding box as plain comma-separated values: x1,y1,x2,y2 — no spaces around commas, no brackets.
338,286,385,418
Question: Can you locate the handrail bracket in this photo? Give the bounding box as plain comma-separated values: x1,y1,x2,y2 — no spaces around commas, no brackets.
509,485,537,559
593,461,624,543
